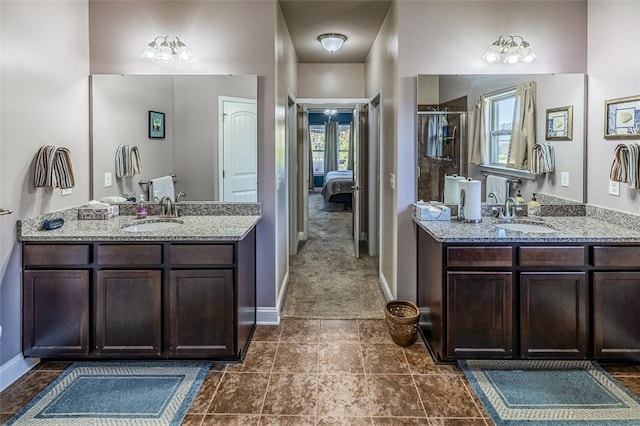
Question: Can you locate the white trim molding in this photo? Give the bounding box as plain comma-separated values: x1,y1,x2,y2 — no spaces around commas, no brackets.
379,272,394,302
256,307,280,325
0,354,40,392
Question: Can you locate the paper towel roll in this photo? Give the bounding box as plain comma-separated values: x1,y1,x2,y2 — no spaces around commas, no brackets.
443,175,466,203
458,179,482,222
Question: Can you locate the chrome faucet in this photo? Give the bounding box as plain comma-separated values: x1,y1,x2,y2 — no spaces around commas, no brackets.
159,196,174,217
175,191,186,203
502,197,520,219
487,192,501,204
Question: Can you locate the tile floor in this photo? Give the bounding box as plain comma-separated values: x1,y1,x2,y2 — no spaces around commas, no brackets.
3,318,640,425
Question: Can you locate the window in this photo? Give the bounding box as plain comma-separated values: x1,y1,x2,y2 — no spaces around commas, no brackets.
487,90,515,166
310,125,325,175
310,122,351,174
338,124,350,171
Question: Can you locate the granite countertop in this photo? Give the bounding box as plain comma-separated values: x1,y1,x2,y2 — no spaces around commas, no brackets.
413,216,640,243
18,214,261,242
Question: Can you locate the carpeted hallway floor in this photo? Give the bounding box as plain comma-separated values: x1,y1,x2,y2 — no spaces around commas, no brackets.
280,192,387,319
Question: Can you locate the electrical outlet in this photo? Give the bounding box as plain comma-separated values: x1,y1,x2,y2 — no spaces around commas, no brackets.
104,172,112,187
609,180,620,196
61,188,72,196
560,172,569,187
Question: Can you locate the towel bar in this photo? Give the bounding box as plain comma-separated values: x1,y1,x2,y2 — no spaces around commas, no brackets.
481,173,522,184
138,174,177,186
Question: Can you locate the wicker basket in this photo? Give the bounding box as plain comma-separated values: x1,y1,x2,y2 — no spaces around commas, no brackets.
385,300,420,346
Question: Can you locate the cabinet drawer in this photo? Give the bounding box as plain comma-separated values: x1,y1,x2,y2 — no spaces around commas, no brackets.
593,246,640,267
97,245,162,265
170,244,234,266
447,246,512,267
519,246,585,267
24,244,90,266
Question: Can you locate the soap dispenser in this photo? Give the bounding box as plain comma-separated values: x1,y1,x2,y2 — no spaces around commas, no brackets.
527,193,541,217
515,190,525,204
136,194,148,219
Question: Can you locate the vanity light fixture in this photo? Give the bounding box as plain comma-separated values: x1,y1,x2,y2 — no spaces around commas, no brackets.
318,33,347,53
141,36,194,63
483,35,536,64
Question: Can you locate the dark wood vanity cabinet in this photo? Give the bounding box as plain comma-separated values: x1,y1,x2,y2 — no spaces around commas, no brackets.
446,272,513,358
22,229,256,361
592,246,640,360
417,229,590,361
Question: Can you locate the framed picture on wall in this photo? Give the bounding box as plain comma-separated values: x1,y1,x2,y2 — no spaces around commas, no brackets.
604,95,640,139
149,111,165,139
545,106,573,141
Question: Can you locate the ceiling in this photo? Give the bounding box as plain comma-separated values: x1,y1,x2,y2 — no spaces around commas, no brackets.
278,0,393,63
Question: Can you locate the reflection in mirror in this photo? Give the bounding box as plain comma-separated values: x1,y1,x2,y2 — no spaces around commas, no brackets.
91,74,257,202
417,74,586,204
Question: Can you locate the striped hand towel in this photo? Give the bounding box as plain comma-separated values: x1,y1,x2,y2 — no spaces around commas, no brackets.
610,143,640,188
34,145,75,189
115,144,142,178
531,142,555,174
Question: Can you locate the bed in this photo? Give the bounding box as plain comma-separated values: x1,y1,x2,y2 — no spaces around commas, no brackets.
321,170,353,206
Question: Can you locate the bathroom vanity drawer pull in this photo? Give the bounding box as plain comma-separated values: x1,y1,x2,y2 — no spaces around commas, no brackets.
97,244,162,265
24,244,90,266
169,244,234,265
447,246,512,267
593,246,640,267
520,246,585,267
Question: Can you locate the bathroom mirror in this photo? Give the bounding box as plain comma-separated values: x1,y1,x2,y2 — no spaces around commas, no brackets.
91,74,258,202
417,74,586,204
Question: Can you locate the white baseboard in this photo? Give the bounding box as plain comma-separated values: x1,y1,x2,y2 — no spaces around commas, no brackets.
0,354,40,392
276,269,289,313
297,231,306,243
379,272,394,302
257,307,280,325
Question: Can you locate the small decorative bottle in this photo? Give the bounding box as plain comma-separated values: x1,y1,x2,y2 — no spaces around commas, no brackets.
136,194,147,219
527,193,541,217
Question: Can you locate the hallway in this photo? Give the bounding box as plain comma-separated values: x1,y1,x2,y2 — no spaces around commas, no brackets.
281,193,386,319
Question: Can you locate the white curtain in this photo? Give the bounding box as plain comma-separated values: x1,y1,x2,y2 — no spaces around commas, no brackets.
469,96,486,165
324,120,339,173
347,119,354,171
507,81,537,170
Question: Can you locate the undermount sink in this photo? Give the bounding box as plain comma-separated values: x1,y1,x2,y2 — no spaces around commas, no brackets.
122,218,184,232
494,221,558,234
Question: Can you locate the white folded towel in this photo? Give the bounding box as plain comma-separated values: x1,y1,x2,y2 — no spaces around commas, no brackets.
149,175,175,201
486,175,508,203
84,200,110,209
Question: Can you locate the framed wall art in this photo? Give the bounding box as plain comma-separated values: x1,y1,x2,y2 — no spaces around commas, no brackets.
604,95,640,139
149,111,165,139
546,105,573,141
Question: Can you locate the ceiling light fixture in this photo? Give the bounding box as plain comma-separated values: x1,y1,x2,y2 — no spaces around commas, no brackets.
483,35,536,64
141,36,194,63
318,33,347,53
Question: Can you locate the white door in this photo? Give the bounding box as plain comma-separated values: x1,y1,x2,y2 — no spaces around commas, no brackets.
219,97,257,201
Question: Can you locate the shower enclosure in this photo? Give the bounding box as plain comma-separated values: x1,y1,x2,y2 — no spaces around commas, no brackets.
417,109,467,202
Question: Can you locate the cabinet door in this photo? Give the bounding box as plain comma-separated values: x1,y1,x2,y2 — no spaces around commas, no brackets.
169,270,234,357
23,270,89,357
594,272,640,360
95,270,162,355
520,272,587,358
446,272,513,359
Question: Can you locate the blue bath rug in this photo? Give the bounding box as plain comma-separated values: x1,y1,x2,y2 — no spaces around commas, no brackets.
459,359,640,425
6,361,211,425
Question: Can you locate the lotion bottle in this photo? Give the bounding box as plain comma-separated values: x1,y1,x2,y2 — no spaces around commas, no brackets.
527,193,541,217
136,194,147,219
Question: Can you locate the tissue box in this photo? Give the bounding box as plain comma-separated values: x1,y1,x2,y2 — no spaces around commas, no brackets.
413,202,450,221
78,205,119,220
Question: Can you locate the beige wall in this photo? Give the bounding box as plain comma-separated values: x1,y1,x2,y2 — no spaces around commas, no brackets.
298,63,365,99
0,1,90,370
88,0,280,318
587,1,640,211
365,2,398,299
